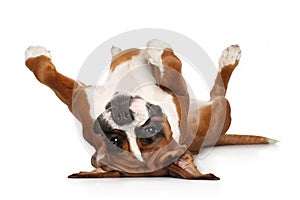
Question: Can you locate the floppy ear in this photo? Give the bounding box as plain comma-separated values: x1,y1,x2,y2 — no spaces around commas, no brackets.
93,117,103,134
168,152,220,180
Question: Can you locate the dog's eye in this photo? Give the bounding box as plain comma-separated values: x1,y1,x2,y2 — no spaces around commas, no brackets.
110,136,120,145
145,127,159,134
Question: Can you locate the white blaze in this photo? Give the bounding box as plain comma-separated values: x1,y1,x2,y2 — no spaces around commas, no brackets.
127,131,144,162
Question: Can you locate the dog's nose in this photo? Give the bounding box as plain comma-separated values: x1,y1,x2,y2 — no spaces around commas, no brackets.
111,95,134,126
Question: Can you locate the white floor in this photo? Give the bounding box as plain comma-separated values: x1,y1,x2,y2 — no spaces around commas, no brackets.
2,140,294,200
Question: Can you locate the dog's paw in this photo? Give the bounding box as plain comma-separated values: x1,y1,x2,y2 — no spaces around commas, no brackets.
219,45,241,69
145,39,171,66
144,39,171,76
111,45,122,57
146,39,171,50
25,46,51,60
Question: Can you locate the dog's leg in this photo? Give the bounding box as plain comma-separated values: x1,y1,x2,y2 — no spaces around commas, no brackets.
210,45,241,98
194,45,240,147
25,46,105,151
145,39,177,72
210,45,278,145
190,45,277,153
145,39,188,96
25,46,79,110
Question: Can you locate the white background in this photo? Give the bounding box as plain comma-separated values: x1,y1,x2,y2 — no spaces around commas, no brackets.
1,0,299,199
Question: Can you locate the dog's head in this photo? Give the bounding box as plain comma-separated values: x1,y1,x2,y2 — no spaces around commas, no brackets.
93,94,187,173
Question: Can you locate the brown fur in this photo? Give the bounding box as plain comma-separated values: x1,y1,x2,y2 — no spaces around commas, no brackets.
188,97,232,154
72,87,106,151
110,48,140,72
160,48,188,96
216,134,270,146
26,56,76,111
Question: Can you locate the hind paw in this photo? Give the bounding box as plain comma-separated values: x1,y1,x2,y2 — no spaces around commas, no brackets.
219,45,241,69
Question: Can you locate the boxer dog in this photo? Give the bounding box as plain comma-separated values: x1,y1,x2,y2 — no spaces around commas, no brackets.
25,40,276,180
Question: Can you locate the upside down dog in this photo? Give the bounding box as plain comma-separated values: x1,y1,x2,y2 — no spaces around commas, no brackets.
25,39,276,180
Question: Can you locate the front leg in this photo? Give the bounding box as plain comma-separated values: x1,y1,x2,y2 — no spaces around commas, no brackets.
145,39,188,96
25,46,79,110
25,46,104,150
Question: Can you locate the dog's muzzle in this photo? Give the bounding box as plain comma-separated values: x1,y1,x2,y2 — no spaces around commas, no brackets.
110,95,133,126
104,94,149,127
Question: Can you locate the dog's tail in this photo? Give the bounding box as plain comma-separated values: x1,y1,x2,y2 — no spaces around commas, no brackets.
215,134,278,146
210,45,241,99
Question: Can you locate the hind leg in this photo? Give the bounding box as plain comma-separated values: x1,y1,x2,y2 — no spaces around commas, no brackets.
190,45,276,152
206,44,242,140
212,45,276,145
206,45,242,143
210,45,241,98
189,45,241,153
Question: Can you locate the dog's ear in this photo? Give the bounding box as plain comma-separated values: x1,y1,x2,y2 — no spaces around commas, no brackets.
168,152,220,180
93,118,103,134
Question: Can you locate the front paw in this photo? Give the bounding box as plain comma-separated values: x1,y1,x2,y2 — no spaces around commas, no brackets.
25,46,51,60
144,39,171,75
